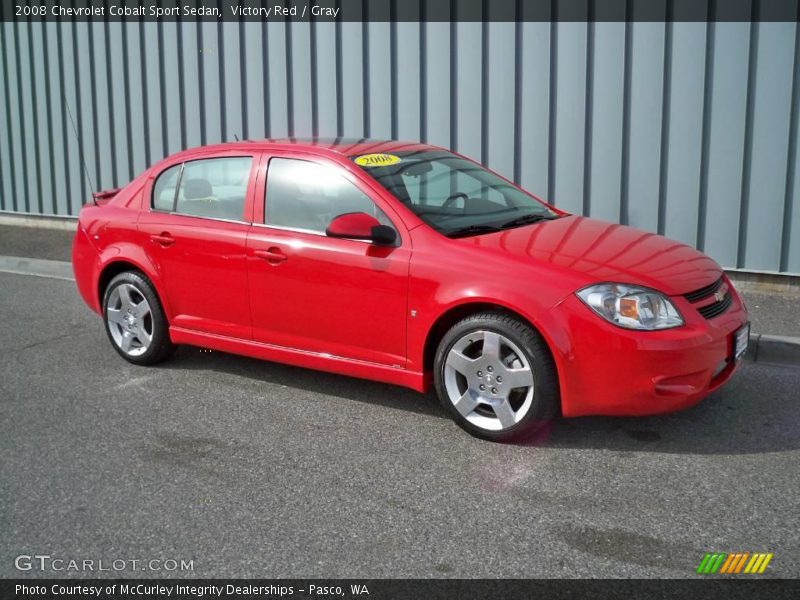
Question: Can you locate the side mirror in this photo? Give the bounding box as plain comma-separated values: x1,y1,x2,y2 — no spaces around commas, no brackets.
326,212,398,246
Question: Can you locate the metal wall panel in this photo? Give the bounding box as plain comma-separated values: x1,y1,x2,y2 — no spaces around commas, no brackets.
60,22,81,213
662,22,706,247
551,21,588,215
396,21,422,142
423,21,450,149
314,20,338,138
19,23,39,214
702,21,750,268
742,22,795,271
455,21,482,163
1,13,799,274
625,21,666,234
586,21,625,223
517,21,550,195
0,24,13,212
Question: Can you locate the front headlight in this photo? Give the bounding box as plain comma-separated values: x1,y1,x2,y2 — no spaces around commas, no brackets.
576,283,684,330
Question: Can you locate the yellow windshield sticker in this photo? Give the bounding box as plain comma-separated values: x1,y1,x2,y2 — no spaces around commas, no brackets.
354,153,401,167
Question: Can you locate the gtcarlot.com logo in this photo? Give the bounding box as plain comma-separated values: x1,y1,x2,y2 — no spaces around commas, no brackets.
14,554,194,572
697,552,773,574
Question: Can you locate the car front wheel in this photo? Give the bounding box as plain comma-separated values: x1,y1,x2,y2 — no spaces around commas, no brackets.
103,271,174,365
433,311,559,442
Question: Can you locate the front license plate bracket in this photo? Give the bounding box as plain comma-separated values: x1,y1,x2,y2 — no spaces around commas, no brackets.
734,322,750,361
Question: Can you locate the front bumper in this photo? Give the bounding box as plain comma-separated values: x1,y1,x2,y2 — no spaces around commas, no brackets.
552,279,748,417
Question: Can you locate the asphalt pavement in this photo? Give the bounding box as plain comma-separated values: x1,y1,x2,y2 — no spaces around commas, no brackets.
1,271,798,578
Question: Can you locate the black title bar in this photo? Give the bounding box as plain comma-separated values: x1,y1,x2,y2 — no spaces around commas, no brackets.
3,579,800,600
2,0,799,23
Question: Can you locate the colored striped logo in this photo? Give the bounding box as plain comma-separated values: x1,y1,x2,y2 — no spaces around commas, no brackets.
696,552,773,574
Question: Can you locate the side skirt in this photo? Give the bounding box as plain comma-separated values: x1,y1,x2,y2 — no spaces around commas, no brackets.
169,326,427,393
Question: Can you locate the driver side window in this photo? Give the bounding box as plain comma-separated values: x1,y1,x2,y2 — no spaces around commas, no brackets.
265,158,394,233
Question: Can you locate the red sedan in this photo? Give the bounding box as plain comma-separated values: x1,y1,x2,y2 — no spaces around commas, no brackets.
72,139,749,442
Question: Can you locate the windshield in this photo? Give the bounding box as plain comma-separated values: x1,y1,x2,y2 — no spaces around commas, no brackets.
351,150,559,237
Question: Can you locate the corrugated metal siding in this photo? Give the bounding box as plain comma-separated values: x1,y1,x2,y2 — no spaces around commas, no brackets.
1,16,799,274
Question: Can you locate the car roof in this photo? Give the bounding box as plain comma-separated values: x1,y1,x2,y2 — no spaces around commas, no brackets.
170,138,442,161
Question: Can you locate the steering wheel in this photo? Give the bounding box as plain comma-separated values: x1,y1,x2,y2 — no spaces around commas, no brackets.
442,192,469,209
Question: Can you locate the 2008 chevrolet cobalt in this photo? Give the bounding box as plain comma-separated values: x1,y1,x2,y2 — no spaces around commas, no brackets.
72,139,749,442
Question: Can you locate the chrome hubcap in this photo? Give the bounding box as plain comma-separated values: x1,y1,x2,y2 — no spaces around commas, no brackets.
444,330,534,431
106,283,153,357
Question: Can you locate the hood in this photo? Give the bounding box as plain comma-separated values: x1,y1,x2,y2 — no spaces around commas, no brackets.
463,215,722,296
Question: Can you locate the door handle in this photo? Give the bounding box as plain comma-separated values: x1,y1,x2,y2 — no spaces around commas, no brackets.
150,232,175,247
253,247,288,264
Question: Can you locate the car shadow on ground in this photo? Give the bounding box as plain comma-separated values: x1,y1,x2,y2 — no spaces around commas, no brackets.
168,348,799,456
520,364,800,455
170,345,446,419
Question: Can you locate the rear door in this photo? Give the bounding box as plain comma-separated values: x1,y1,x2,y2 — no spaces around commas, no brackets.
138,152,257,339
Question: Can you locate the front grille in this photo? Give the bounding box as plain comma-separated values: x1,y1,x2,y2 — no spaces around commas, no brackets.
683,277,733,320
683,277,723,303
696,292,733,319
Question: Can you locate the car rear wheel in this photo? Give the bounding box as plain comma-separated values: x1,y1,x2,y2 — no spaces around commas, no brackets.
103,271,174,365
434,311,559,442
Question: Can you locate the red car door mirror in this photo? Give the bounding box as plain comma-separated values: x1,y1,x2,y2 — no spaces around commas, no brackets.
326,212,397,246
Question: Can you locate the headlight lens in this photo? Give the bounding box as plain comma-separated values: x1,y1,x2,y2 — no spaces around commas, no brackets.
576,283,684,330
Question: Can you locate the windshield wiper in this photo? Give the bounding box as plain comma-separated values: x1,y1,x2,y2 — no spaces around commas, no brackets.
499,213,559,229
445,224,502,238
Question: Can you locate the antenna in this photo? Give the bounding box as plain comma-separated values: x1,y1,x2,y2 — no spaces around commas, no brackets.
63,97,96,203
233,133,240,141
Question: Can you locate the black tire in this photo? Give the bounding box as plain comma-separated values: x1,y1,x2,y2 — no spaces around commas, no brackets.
433,311,559,442
102,271,175,366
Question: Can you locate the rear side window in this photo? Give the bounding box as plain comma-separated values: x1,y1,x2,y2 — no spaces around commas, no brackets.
264,158,392,233
152,157,253,221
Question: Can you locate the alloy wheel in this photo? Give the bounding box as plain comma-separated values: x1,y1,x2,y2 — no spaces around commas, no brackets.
443,330,535,431
106,283,153,357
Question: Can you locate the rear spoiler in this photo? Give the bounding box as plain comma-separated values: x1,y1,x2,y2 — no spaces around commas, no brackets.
92,188,121,205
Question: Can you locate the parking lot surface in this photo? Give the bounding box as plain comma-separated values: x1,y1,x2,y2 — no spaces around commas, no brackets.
1,271,798,578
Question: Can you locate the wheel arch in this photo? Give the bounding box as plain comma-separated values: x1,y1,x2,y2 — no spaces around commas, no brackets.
96,255,170,319
421,300,571,418
422,301,562,377
98,260,139,304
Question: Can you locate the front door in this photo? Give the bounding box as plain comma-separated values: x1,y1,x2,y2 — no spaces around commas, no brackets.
246,156,410,367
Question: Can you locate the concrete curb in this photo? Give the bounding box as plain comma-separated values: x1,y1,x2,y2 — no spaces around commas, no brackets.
0,253,798,368
0,256,75,281
727,270,800,295
744,333,800,368
0,212,78,231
